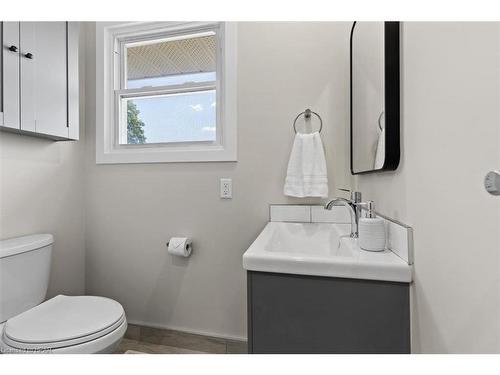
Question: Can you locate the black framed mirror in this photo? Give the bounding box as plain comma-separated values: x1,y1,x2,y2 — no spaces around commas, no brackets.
350,21,400,174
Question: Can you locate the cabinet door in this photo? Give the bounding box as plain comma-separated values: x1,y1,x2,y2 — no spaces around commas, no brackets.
0,22,2,126
20,22,36,132
67,22,79,140
31,22,68,138
1,22,20,129
248,271,411,353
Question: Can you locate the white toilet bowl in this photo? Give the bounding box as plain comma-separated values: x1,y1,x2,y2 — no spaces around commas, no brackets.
0,234,127,354
0,295,127,354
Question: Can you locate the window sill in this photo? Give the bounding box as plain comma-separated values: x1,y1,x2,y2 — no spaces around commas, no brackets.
96,145,237,164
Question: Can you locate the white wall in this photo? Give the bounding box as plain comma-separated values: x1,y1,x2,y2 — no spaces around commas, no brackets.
84,22,352,339
355,22,500,353
0,29,87,297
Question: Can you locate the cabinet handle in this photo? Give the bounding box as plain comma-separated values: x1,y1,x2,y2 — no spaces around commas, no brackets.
8,45,18,52
24,53,33,59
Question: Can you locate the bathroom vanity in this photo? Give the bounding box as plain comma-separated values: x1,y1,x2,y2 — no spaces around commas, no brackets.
243,206,412,354
247,271,409,354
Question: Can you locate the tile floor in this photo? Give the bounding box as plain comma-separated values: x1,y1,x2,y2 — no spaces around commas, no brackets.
116,324,247,354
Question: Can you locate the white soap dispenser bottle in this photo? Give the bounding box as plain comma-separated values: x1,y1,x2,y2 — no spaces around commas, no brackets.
358,201,386,252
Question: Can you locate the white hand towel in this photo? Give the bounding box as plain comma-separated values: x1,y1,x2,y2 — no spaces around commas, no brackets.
284,131,328,198
373,127,385,170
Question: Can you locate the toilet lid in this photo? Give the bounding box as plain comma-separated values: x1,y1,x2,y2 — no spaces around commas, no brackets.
3,295,124,349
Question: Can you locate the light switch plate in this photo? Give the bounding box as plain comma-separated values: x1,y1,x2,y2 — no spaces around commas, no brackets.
220,178,232,199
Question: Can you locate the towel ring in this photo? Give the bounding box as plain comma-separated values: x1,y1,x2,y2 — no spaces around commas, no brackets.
293,109,323,134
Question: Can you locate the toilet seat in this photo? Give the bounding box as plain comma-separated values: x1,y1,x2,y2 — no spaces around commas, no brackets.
2,295,125,351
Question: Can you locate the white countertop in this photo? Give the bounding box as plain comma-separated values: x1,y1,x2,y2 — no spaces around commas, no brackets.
243,222,412,283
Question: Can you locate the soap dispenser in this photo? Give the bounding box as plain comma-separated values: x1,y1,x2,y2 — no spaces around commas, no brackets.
358,201,386,252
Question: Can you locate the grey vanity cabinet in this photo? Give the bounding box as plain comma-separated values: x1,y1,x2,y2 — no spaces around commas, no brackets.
247,271,411,354
0,22,79,140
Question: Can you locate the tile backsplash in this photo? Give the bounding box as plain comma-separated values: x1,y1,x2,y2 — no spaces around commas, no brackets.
311,205,351,224
382,216,413,265
269,205,311,222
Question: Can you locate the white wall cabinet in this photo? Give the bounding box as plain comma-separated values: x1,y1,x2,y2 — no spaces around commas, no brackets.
0,22,79,140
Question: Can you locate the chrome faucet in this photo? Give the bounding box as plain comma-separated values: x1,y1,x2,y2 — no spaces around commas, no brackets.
324,190,363,238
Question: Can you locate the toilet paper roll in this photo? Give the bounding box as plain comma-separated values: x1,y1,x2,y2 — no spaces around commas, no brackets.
167,237,192,257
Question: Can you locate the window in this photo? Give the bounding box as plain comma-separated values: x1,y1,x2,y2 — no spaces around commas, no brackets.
96,22,237,163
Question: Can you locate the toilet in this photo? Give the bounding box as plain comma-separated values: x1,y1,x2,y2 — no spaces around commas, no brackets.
0,234,127,354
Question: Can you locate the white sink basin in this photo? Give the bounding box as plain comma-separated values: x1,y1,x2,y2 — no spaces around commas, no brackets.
243,222,412,283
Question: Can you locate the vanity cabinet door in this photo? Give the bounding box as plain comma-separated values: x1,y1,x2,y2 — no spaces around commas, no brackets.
1,22,21,129
247,271,411,354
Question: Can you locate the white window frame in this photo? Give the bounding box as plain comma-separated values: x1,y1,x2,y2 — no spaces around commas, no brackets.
95,22,237,164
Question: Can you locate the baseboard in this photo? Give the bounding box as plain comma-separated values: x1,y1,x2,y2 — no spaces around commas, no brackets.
126,319,247,342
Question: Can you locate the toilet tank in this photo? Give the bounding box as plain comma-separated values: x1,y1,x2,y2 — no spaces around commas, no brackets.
0,234,53,323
